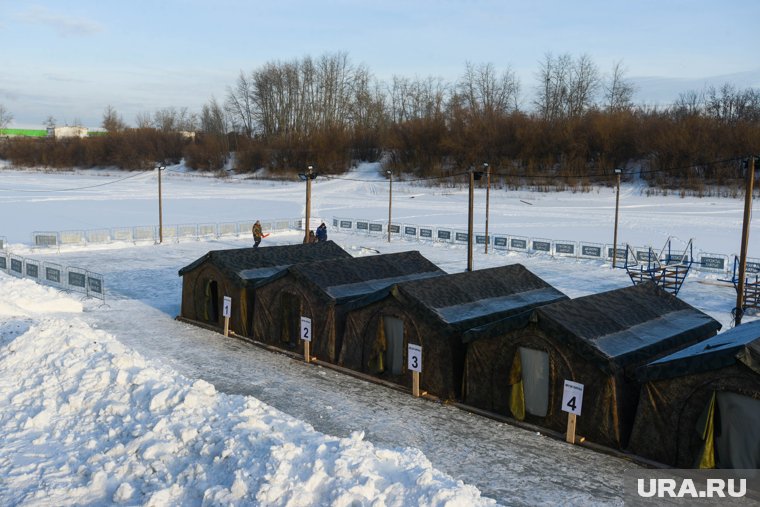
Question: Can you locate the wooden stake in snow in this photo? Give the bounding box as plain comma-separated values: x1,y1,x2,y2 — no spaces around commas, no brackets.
408,343,422,397
301,316,312,363
222,296,232,337
562,380,584,444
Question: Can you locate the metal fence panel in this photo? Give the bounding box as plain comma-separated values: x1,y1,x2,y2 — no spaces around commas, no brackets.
493,236,508,250
42,261,64,288
697,253,729,273
33,231,60,247
60,230,86,246
178,224,198,240
436,228,453,243
531,238,552,253
197,223,216,239
579,242,604,259
158,225,178,242
111,227,133,243
9,254,24,277
356,220,370,234
553,240,577,258
274,220,291,231
133,226,155,243
86,229,111,244
86,271,105,300
368,222,385,235
0,252,7,272
67,267,88,294
0,236,5,250
24,258,40,280
508,236,529,252
403,225,418,241
454,231,470,244
218,222,238,237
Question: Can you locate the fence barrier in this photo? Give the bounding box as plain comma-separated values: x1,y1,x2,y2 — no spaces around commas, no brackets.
330,216,754,276
0,251,105,300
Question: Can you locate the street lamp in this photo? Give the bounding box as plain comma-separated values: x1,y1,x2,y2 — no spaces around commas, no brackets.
468,167,484,272
298,165,317,243
484,163,490,254
157,165,166,243
612,168,622,268
387,170,393,243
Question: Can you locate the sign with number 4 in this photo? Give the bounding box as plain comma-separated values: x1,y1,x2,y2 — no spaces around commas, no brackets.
300,316,312,342
562,380,584,416
407,344,422,372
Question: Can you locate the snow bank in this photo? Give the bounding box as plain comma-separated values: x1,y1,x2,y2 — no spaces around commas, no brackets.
0,276,495,506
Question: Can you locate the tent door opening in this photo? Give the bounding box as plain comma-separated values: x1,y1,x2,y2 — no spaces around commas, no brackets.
280,292,301,349
205,280,219,323
384,317,404,376
715,391,760,468
519,347,550,417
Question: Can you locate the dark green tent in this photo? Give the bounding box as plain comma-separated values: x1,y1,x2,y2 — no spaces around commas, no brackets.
628,319,760,468
177,241,350,336
462,283,722,449
339,264,567,399
251,251,444,362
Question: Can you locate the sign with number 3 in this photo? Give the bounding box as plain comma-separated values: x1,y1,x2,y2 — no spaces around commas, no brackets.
407,344,422,372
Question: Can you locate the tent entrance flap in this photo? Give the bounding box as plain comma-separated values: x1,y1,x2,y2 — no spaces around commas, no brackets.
715,391,760,469
280,292,301,348
519,347,550,417
205,280,219,323
384,317,404,376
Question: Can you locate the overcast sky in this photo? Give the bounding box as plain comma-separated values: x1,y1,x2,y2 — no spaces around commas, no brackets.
1,0,758,128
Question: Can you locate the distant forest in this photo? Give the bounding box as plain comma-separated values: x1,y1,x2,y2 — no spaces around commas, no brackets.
1,52,758,193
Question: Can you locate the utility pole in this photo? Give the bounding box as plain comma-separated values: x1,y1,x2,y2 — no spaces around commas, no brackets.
157,165,165,243
484,163,490,254
467,168,484,272
735,156,756,326
387,170,393,243
612,168,622,268
302,165,314,244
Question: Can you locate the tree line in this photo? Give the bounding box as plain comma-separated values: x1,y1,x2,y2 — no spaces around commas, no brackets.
1,52,758,191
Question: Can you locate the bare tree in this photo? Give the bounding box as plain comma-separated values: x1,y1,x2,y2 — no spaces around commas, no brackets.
0,104,13,130
387,75,449,123
201,97,228,135
225,71,256,137
673,89,704,117
604,61,635,112
457,61,520,116
44,115,56,128
535,53,599,119
567,54,599,116
102,105,126,132
135,111,152,129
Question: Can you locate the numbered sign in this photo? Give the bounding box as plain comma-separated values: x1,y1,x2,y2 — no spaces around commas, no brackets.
222,296,232,318
562,380,584,416
407,344,422,372
300,316,312,342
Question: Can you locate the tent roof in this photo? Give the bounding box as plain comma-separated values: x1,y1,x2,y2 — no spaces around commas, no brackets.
395,264,567,332
535,283,722,372
177,241,351,287
637,319,760,381
288,251,445,304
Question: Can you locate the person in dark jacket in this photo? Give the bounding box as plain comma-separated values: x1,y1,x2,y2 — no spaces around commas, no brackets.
316,222,327,242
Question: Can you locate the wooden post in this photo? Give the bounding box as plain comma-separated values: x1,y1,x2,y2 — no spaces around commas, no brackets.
736,156,755,326
157,165,164,243
412,371,420,397
223,316,230,337
304,340,310,363
467,169,475,272
565,413,577,444
388,170,393,243
612,169,621,268
484,163,490,254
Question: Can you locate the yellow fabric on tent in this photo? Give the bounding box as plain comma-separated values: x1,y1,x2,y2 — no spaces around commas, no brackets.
368,317,387,374
697,391,716,469
508,352,526,421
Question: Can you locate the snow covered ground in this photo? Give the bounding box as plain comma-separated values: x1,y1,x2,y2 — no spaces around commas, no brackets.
0,162,757,505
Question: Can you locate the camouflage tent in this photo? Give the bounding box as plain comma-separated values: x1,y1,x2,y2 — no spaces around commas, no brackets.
461,283,722,449
177,241,350,336
339,264,567,399
628,319,760,468
251,251,444,362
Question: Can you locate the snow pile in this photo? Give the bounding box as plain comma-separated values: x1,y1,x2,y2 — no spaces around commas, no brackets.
0,275,495,506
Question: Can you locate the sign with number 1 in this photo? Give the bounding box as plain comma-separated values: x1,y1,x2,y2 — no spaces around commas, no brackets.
300,316,312,342
407,344,422,372
222,296,232,318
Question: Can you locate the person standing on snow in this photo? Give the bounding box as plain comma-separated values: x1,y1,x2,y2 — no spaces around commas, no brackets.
316,222,327,242
252,220,264,248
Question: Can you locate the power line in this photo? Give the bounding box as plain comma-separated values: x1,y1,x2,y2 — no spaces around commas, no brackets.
0,170,152,193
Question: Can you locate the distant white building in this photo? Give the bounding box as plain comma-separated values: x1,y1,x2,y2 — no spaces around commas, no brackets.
47,126,89,138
